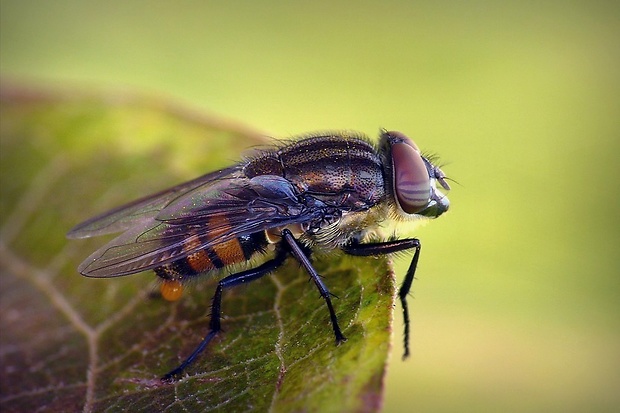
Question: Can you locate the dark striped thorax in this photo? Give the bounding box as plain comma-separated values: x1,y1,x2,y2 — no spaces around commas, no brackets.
244,133,386,210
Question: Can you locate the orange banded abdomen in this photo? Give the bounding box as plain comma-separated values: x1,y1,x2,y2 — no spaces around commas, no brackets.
154,230,267,301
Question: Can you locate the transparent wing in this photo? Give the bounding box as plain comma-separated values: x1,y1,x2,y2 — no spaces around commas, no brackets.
75,174,322,278
67,166,240,239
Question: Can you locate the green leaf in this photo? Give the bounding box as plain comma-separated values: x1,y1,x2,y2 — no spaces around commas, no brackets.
0,85,396,412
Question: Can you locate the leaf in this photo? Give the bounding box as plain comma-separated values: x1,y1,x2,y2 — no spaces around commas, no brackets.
0,85,396,412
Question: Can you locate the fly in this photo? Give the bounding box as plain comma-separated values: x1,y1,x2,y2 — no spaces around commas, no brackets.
67,130,451,381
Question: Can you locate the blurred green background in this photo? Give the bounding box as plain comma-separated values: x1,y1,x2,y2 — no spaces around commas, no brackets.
1,1,618,412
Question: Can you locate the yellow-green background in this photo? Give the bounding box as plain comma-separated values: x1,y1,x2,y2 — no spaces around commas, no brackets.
1,1,618,412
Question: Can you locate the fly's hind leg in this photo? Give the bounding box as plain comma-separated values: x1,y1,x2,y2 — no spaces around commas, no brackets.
161,248,289,382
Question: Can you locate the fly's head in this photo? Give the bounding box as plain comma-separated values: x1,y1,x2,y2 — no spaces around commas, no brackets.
380,130,450,221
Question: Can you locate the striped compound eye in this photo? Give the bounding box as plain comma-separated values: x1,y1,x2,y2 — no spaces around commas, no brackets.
390,138,432,214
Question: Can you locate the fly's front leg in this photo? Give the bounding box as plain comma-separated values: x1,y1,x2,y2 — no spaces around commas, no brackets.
161,248,288,382
342,238,421,359
281,229,347,344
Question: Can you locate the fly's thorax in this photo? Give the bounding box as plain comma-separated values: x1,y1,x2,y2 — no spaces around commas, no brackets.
281,135,384,208
244,134,386,210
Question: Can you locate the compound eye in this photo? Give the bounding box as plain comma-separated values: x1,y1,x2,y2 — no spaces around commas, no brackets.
392,141,431,214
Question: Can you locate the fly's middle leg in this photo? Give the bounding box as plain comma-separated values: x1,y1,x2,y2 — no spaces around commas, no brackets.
281,229,347,344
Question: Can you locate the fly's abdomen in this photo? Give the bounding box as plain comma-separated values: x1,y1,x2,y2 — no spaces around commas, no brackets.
154,226,267,284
